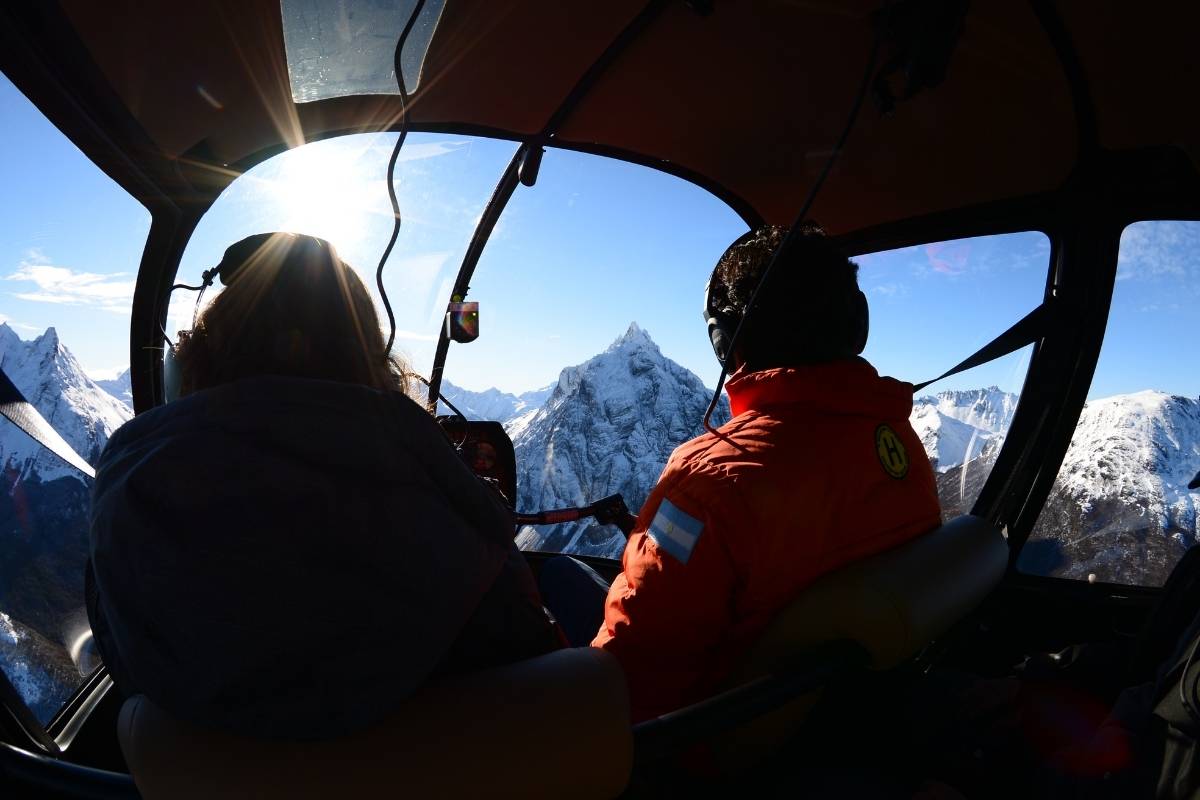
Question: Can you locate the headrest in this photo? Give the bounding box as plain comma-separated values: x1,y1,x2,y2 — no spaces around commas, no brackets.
742,515,1007,676
118,647,632,800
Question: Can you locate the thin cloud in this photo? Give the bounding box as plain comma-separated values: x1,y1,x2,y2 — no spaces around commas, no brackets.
1117,221,1199,281
924,241,969,275
6,261,136,314
870,283,908,298
0,313,41,333
365,138,471,163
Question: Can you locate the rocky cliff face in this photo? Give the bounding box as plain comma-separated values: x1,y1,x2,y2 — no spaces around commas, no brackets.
909,387,1017,473
1020,391,1200,585
0,324,129,481
511,323,729,557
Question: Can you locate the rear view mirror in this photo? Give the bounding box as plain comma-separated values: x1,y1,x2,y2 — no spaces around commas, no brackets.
447,301,479,343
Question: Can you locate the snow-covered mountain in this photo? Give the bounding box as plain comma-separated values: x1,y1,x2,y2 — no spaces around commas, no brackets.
513,323,729,558
94,368,132,410
0,324,130,482
437,380,553,425
909,387,1018,473
1022,391,1200,584
0,323,129,720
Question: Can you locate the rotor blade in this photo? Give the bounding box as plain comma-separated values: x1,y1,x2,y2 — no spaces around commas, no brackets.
0,367,96,479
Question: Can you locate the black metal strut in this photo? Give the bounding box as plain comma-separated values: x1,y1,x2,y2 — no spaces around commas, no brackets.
424,0,672,410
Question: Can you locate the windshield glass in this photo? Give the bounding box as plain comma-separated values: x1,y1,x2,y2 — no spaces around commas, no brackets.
280,0,446,102
439,150,1050,556
0,73,149,725
173,132,518,375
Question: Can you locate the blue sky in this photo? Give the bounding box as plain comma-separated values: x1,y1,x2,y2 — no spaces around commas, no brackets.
1,73,1196,402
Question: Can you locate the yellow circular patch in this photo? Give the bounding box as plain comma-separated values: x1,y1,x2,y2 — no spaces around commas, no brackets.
875,424,909,479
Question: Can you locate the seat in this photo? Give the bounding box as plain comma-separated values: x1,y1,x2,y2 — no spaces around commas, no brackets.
118,647,632,800
741,514,1008,675
634,515,1009,769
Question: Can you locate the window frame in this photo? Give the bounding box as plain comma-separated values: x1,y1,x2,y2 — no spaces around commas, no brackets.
1013,216,1200,588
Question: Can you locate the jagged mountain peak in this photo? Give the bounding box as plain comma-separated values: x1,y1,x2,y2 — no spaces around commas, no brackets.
916,386,1018,435
515,326,730,558
33,327,60,350
607,321,658,353
0,326,130,482
0,323,20,351
438,379,554,425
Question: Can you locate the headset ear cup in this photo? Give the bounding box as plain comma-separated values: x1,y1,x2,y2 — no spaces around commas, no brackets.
164,344,183,402
708,318,731,367
853,289,869,354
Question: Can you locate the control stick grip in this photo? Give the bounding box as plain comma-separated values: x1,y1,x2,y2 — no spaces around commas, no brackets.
592,494,638,537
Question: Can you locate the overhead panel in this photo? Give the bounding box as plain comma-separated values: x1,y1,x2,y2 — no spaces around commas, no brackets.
280,0,446,103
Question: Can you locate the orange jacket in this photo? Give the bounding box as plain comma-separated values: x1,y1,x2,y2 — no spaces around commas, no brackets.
592,359,942,722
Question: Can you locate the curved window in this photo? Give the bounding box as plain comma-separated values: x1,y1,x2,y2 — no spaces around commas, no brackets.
440,149,748,557
173,132,519,379
440,151,1049,557
0,73,149,724
1021,221,1200,585
855,232,1048,518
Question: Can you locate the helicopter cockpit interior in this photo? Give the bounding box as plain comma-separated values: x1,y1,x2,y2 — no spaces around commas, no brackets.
0,0,1198,797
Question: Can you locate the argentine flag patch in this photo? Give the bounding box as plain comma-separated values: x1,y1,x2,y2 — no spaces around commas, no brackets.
647,498,704,564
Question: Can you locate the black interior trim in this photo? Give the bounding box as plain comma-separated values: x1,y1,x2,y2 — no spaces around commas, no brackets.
0,742,136,800
129,213,202,412
0,661,58,755
631,639,870,766
1030,0,1099,158
0,4,189,213
425,145,525,409
48,672,112,751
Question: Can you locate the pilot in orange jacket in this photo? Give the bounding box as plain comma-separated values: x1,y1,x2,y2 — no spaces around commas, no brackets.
591,227,942,722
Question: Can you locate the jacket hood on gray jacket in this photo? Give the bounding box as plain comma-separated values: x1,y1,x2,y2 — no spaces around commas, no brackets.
89,376,517,738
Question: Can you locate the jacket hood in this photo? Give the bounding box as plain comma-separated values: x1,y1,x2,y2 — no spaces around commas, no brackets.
89,376,514,738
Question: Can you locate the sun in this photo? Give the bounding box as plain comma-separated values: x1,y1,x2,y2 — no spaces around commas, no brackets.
258,138,390,256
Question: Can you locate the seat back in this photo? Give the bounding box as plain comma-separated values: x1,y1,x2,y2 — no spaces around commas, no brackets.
716,515,1007,769
119,647,632,800
742,514,1008,676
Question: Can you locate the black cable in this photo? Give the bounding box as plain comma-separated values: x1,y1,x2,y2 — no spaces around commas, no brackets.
702,32,883,434
165,266,221,340
376,0,426,356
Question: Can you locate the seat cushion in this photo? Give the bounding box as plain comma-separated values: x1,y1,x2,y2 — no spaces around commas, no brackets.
119,647,631,800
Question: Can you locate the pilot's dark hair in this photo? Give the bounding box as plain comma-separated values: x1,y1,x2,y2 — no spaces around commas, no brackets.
174,233,411,396
708,223,865,371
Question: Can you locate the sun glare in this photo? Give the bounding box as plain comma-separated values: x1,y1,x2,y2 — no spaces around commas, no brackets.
258,138,392,258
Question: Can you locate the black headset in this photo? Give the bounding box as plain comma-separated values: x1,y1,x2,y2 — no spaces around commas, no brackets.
702,231,869,370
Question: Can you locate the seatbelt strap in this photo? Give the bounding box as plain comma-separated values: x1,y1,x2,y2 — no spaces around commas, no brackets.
0,366,96,479
912,302,1050,394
